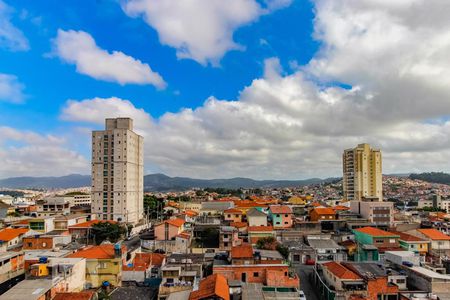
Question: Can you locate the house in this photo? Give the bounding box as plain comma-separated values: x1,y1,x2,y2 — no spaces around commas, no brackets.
247,226,275,245
200,201,234,216
224,208,243,223
53,291,97,300
0,252,25,288
219,226,240,251
268,206,293,228
353,227,400,261
154,219,186,241
234,201,268,215
408,228,450,256
180,210,198,223
53,214,89,231
68,244,126,288
1,257,86,300
321,261,363,291
22,232,72,251
246,208,267,227
28,216,55,233
122,252,165,282
310,207,336,222
189,274,229,300
307,237,347,263
68,220,117,241
391,231,429,255
0,228,30,251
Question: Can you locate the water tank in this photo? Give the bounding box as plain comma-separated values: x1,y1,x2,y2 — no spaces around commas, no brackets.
39,257,48,263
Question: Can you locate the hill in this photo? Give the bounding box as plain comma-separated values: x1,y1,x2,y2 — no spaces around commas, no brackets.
0,173,337,191
409,172,450,185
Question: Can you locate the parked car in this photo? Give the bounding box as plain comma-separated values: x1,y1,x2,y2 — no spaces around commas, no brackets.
299,290,306,300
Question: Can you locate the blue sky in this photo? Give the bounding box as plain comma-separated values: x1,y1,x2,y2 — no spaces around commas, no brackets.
1,0,450,179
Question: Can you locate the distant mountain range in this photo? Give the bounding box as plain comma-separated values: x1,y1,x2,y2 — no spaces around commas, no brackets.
0,173,339,191
409,172,450,185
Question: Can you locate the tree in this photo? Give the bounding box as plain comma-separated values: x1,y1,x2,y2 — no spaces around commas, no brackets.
144,195,164,219
91,222,126,245
256,236,290,260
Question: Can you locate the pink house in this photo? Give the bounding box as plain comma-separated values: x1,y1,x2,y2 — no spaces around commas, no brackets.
269,206,293,228
154,219,185,241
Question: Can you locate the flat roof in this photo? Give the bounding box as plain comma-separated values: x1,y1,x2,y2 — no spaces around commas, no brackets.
0,279,54,300
410,266,450,280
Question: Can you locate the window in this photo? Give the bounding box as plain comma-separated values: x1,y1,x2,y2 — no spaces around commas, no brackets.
375,239,384,243
253,272,259,277
42,242,47,247
28,242,32,247
99,262,107,269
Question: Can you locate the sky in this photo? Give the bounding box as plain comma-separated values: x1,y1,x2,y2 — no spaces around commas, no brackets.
1,0,450,180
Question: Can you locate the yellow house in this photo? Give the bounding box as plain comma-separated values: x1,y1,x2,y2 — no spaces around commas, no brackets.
288,196,307,205
394,231,429,255
68,244,126,288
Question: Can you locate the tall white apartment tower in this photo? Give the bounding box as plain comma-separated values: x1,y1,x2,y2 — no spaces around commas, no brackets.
343,143,382,201
91,118,144,224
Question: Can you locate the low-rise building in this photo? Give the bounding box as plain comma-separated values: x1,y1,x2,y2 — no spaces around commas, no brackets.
353,227,400,261
268,206,293,228
0,228,30,251
246,208,267,227
154,219,186,241
310,207,336,222
409,228,450,257
189,274,229,300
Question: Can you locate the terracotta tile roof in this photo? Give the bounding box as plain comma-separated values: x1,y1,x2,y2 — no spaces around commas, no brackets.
391,231,427,242
310,202,322,207
230,222,248,228
333,205,350,211
322,261,361,280
235,201,268,208
176,231,191,239
189,274,229,300
248,226,274,232
68,220,116,229
123,253,165,271
184,210,198,217
269,205,292,214
354,227,399,237
53,291,95,300
231,244,253,259
312,207,336,215
0,228,29,242
417,229,450,240
224,208,243,214
67,244,126,259
164,218,186,227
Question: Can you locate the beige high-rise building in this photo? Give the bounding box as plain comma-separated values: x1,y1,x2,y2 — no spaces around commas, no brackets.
91,118,144,224
342,143,382,201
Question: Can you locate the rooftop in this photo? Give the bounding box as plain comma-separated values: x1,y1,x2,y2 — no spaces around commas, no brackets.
246,208,267,217
312,207,336,215
322,261,361,280
391,231,427,242
269,205,292,214
0,228,29,242
67,244,125,259
231,244,254,259
68,219,116,229
248,226,274,232
53,292,95,300
354,227,399,237
189,274,229,300
417,229,450,240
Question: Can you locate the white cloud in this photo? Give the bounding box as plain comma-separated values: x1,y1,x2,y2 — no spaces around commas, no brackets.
53,29,166,88
0,73,25,103
122,0,292,65
0,127,88,178
0,0,29,51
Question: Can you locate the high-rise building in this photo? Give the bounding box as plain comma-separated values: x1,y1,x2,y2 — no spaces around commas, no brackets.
342,143,382,201
91,118,144,224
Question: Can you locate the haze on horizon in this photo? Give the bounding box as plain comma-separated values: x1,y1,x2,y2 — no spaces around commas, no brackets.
1,0,450,180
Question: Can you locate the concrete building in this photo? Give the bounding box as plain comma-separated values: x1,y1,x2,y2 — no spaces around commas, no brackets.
343,143,382,201
350,199,394,227
91,118,144,224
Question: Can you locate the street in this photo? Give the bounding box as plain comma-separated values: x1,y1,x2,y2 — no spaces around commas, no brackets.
295,265,318,300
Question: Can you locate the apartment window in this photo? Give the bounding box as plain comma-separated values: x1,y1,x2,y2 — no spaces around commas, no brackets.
227,214,231,218
42,242,47,247
285,214,288,217
253,272,259,277
276,222,280,225
375,239,384,243
99,262,107,269
27,242,32,247
224,242,228,247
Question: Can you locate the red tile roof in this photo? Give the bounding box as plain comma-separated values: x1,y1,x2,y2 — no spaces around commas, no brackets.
417,229,450,240
0,228,28,242
248,226,274,232
155,218,186,228
391,231,427,242
123,253,165,271
184,210,198,217
68,220,116,229
354,227,399,237
269,205,292,214
230,222,248,228
322,261,361,280
53,292,95,300
68,244,126,259
333,205,350,211
231,244,253,259
312,207,336,215
189,274,229,300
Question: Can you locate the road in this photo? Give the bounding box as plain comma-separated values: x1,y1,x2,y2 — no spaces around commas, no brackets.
122,235,141,252
295,265,318,300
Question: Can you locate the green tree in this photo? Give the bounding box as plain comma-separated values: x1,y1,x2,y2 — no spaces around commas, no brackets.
256,236,289,259
91,222,126,245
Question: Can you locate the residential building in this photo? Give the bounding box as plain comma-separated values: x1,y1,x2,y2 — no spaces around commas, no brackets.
310,207,336,222
29,216,55,233
246,208,267,227
307,237,347,263
0,252,25,288
219,226,240,251
68,220,116,241
353,227,400,261
408,228,450,256
22,233,72,251
200,201,233,216
122,252,165,282
349,200,393,227
67,244,126,288
53,214,89,231
154,219,186,241
247,226,275,245
0,228,30,251
391,231,429,255
343,143,382,201
224,208,243,223
268,206,293,228
91,117,144,224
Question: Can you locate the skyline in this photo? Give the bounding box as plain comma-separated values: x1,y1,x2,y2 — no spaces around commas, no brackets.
1,0,450,180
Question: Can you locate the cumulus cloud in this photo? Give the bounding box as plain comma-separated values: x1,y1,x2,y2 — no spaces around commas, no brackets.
53,29,166,88
121,0,292,65
0,0,29,51
0,73,25,103
57,0,450,179
0,127,88,178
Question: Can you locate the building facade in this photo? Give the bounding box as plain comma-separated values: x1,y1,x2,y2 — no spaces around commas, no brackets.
343,143,382,201
91,118,144,224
